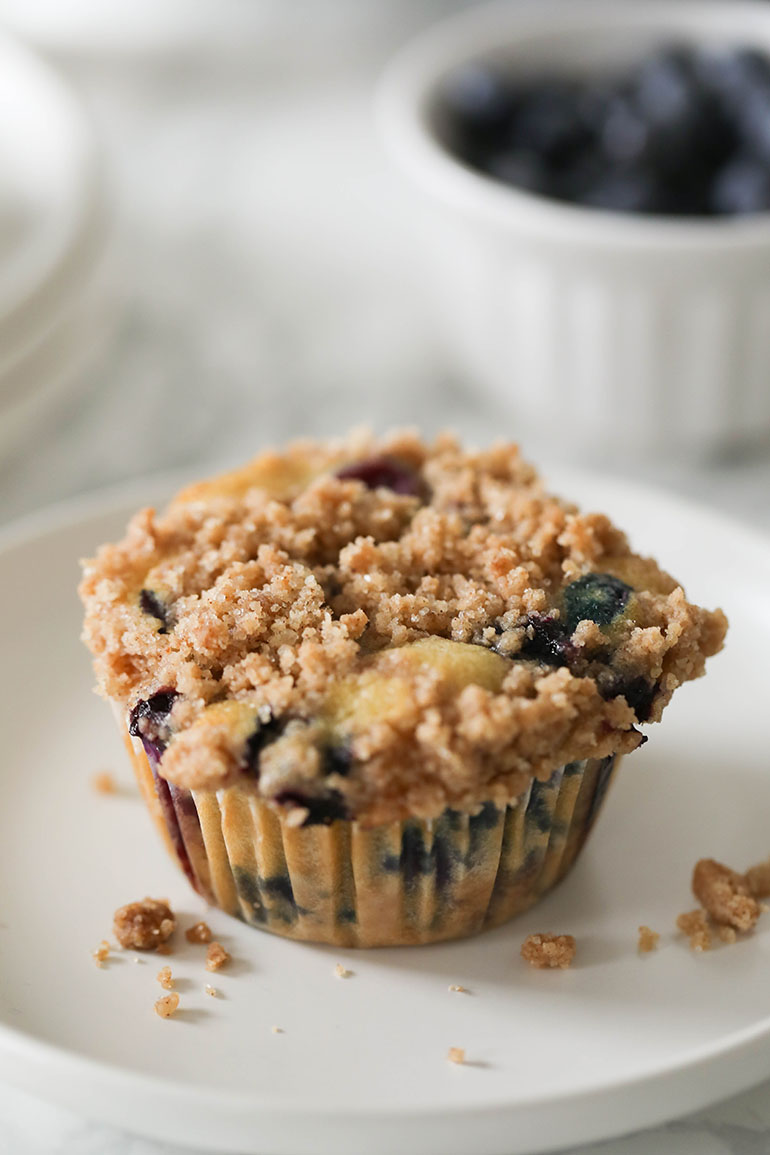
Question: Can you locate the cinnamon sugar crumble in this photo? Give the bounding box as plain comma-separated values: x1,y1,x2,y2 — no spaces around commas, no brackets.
113,898,176,951
205,941,230,972
637,926,659,953
676,909,712,952
521,933,576,969
185,921,212,944
154,992,179,1019
92,940,110,967
80,431,727,827
447,1047,466,1065
692,858,760,932
746,859,770,898
156,966,173,990
92,771,117,794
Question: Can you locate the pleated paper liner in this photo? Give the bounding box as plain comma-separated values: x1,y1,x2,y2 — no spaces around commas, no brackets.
123,722,620,947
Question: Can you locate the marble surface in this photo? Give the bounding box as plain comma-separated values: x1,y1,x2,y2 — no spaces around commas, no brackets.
1,3,770,1152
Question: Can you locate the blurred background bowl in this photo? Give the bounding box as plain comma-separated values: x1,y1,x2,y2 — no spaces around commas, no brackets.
379,0,770,460
0,27,115,459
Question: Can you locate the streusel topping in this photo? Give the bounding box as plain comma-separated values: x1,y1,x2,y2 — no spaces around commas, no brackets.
80,431,726,826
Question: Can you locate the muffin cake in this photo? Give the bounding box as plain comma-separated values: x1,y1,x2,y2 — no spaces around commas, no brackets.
80,432,727,947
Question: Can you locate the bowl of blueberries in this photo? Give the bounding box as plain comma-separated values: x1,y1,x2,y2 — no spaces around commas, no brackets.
379,0,770,456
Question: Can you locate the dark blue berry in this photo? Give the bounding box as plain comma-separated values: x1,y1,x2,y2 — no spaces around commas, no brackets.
139,588,170,633
711,156,770,214
321,743,354,777
582,169,661,214
518,613,577,668
336,455,424,497
440,64,514,162
244,712,288,775
563,573,632,632
484,149,548,194
128,690,177,764
274,789,348,826
512,82,588,165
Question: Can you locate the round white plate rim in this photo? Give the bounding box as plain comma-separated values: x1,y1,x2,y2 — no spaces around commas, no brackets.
0,468,769,1155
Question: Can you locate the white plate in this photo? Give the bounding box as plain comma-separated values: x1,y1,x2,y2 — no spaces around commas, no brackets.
0,470,768,1155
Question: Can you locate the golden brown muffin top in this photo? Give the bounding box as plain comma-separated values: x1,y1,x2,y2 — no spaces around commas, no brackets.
80,431,726,827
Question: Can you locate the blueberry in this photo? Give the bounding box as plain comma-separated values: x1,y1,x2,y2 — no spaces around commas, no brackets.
562,573,632,632
634,48,694,128
440,63,514,160
582,169,662,214
335,455,425,497
597,672,657,723
273,788,348,826
600,98,650,165
321,743,354,777
518,613,577,668
694,46,770,108
484,149,549,194
128,690,177,764
711,156,770,214
139,588,170,633
244,712,288,775
735,83,770,164
511,81,589,165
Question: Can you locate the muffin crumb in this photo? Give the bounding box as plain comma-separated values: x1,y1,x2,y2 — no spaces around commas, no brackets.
113,897,176,951
521,933,576,969
448,984,469,993
334,963,352,978
717,925,737,944
447,1047,466,1065
185,921,213,944
746,858,770,899
204,984,219,997
676,909,711,952
205,941,230,972
156,965,173,990
154,992,180,1019
692,858,760,932
92,771,117,794
92,940,110,967
637,926,659,953
271,1025,284,1034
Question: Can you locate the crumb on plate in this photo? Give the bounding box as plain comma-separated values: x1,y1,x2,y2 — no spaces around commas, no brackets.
745,858,770,899
676,909,711,952
448,984,469,993
113,897,176,951
692,858,760,932
334,963,352,978
447,1047,466,1065
205,941,230,972
521,933,576,969
92,771,117,794
92,940,110,967
156,965,173,990
271,1026,284,1034
204,984,219,997
637,925,660,953
185,920,212,944
154,992,180,1019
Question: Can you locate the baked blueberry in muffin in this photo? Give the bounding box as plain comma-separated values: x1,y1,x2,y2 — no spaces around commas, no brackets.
80,432,726,946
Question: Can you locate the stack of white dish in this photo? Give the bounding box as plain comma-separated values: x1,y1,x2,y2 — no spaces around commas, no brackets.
0,29,116,460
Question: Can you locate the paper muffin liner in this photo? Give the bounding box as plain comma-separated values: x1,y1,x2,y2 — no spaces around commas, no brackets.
122,719,620,947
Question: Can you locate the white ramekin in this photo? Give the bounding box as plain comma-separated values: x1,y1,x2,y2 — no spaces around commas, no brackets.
378,0,770,457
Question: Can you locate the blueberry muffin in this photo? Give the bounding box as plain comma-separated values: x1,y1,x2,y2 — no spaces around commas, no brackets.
80,432,726,946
